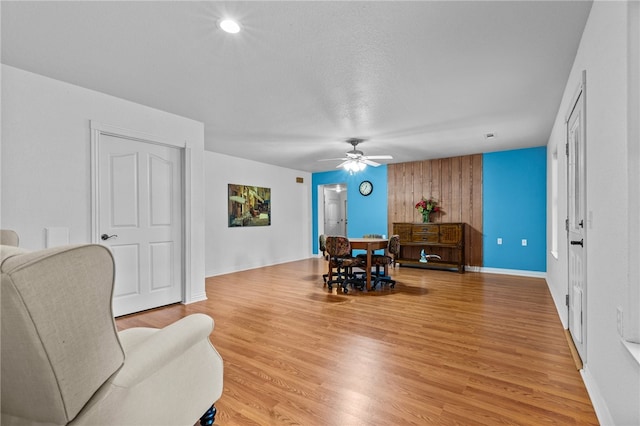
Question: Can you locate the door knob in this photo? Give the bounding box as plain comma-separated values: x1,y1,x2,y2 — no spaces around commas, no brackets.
570,239,583,246
101,234,118,241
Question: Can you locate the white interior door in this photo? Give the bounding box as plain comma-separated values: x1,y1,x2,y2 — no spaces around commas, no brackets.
97,133,183,317
323,185,347,236
567,76,587,361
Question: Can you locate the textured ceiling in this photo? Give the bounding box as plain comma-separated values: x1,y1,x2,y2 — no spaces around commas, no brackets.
1,1,592,172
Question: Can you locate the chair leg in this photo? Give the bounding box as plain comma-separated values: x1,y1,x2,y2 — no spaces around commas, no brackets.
200,404,217,426
345,267,365,292
327,264,344,291
375,276,396,289
371,277,378,290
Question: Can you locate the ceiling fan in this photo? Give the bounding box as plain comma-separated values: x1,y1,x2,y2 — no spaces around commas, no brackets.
319,138,393,172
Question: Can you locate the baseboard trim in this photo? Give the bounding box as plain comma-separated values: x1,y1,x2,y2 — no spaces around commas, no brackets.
184,292,207,304
581,365,615,426
473,266,546,278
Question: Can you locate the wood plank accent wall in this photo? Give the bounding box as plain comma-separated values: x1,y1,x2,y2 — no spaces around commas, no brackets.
387,155,483,267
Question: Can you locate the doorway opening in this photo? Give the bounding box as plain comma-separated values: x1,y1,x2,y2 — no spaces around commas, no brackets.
319,183,347,237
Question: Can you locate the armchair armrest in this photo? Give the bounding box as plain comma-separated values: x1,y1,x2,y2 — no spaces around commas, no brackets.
113,313,218,388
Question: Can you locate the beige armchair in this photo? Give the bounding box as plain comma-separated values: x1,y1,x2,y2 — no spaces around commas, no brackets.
1,243,223,426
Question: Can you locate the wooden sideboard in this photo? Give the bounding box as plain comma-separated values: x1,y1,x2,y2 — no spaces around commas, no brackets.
392,222,465,273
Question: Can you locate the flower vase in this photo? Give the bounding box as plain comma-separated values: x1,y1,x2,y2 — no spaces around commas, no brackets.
422,212,430,223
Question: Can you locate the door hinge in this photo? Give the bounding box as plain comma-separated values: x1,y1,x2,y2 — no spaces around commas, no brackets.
565,218,569,232
565,294,570,306
565,142,569,156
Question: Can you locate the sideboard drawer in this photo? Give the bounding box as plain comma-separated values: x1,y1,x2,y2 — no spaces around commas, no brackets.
413,224,439,234
411,232,439,243
412,224,439,243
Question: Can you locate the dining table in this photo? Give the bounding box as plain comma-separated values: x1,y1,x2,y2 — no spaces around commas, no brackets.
348,237,389,291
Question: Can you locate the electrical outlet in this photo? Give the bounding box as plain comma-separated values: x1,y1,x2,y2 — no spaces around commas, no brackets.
617,307,624,336
521,239,527,246
497,238,502,245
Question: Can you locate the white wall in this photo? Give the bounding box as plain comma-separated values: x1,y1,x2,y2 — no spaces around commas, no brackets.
546,2,640,425
1,65,207,303
204,152,311,277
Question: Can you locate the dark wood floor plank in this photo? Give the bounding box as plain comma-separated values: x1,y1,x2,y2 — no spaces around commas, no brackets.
116,259,598,425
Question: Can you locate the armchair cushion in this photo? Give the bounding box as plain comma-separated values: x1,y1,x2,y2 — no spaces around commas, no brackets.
77,314,223,426
116,314,215,388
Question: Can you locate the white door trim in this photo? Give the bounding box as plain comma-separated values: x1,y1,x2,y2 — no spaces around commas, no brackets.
90,120,191,305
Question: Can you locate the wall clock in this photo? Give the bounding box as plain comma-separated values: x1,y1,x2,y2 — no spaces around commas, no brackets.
359,180,373,196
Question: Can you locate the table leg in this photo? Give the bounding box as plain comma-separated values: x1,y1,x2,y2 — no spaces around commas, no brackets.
366,247,372,291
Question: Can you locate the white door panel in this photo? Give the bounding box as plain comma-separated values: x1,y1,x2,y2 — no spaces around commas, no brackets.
111,244,141,298
110,153,139,226
149,241,174,290
149,154,174,226
572,285,583,343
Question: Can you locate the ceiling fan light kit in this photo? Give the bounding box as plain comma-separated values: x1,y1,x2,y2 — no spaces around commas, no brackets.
343,160,367,173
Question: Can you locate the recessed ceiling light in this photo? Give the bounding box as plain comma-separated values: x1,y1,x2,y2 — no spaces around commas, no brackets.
219,19,241,34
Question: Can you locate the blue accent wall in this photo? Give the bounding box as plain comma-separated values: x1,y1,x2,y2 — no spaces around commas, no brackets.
312,166,388,254
483,147,547,272
311,147,547,272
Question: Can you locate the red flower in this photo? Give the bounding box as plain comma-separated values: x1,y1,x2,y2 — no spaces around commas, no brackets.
415,197,439,214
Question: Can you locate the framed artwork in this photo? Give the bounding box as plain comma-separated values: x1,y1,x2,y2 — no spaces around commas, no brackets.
228,184,271,227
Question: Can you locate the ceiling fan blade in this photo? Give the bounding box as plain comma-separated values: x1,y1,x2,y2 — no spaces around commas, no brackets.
336,160,351,168
363,155,393,160
363,159,381,167
318,157,349,162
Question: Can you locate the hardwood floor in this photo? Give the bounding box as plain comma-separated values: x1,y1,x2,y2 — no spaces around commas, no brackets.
116,258,598,425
